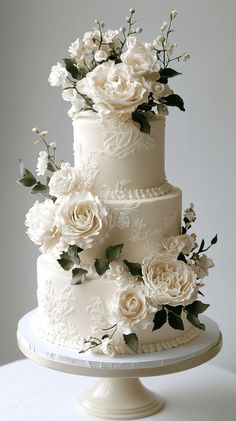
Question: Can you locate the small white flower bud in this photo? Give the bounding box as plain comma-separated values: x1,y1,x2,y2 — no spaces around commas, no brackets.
32,127,40,133
50,142,57,149
119,26,126,32
161,21,168,31
171,10,178,19
156,35,165,44
180,53,190,61
94,19,99,24
40,131,48,138
136,27,143,33
129,8,135,14
126,16,131,23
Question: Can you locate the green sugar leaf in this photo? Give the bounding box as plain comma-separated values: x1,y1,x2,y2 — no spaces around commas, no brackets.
106,243,124,263
123,260,142,277
94,258,109,276
123,333,139,353
71,267,88,285
152,309,167,331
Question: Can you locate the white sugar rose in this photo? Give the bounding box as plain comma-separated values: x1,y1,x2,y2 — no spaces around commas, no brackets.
142,256,198,307
48,163,86,198
114,283,149,333
25,199,60,254
121,42,160,80
77,61,149,118
48,62,68,87
36,151,48,176
155,235,185,258
56,191,110,249
194,255,215,279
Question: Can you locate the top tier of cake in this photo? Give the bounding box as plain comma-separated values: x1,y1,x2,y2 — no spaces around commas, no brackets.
73,112,169,200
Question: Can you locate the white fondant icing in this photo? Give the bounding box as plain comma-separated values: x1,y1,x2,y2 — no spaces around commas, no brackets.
33,255,199,355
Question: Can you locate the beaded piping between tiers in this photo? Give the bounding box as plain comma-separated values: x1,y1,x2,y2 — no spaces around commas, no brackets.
98,181,173,200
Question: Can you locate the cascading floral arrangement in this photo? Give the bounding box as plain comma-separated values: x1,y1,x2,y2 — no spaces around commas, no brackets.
17,10,217,355
48,8,189,133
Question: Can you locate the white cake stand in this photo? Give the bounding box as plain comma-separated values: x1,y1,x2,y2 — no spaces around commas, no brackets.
17,310,222,420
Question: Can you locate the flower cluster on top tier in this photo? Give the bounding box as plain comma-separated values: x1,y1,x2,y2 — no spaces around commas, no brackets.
48,9,189,132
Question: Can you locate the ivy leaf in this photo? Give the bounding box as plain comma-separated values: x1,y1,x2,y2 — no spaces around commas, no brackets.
152,309,167,331
106,244,123,263
17,174,36,187
167,310,184,330
31,182,49,195
166,305,183,316
123,333,139,353
132,112,151,133
159,68,182,79
63,58,79,80
47,162,56,172
71,267,88,285
123,260,142,277
185,300,210,315
94,258,109,276
57,253,74,271
186,313,205,330
68,244,82,266
159,94,185,111
211,234,218,245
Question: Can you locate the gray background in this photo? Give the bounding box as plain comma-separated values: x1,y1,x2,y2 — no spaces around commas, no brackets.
0,0,235,372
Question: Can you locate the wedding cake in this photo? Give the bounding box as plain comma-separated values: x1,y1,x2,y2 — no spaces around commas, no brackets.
18,9,217,356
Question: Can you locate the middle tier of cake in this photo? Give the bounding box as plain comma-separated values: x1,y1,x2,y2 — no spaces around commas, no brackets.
81,186,182,265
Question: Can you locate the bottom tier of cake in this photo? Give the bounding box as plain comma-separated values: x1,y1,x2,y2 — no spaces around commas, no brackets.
31,255,200,355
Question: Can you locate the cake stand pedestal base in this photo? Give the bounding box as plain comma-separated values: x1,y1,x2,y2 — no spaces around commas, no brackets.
79,377,164,420
17,311,222,420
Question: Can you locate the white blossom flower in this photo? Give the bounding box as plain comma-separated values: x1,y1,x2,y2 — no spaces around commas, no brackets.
61,80,77,102
48,62,68,87
184,204,196,223
68,38,91,59
94,49,108,62
155,235,185,258
36,151,48,176
56,191,111,249
142,255,198,307
48,163,87,198
165,43,176,56
180,53,190,61
40,131,48,137
126,36,137,49
83,31,95,42
152,82,173,100
68,96,86,119
104,29,119,43
153,35,165,47
121,42,160,80
50,142,57,149
194,255,215,279
99,337,116,356
77,61,149,118
181,234,197,254
32,127,40,133
25,199,60,254
161,21,168,31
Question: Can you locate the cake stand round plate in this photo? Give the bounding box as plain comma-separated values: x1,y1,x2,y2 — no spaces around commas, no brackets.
17,310,222,420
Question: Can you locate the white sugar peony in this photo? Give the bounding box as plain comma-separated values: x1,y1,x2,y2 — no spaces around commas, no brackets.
142,256,198,307
36,151,48,176
194,255,215,279
48,62,68,87
121,42,160,80
56,191,111,249
155,235,185,258
48,163,87,198
77,61,149,118
25,199,60,254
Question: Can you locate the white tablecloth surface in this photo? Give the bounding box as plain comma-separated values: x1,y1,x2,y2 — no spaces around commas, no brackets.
0,359,236,421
